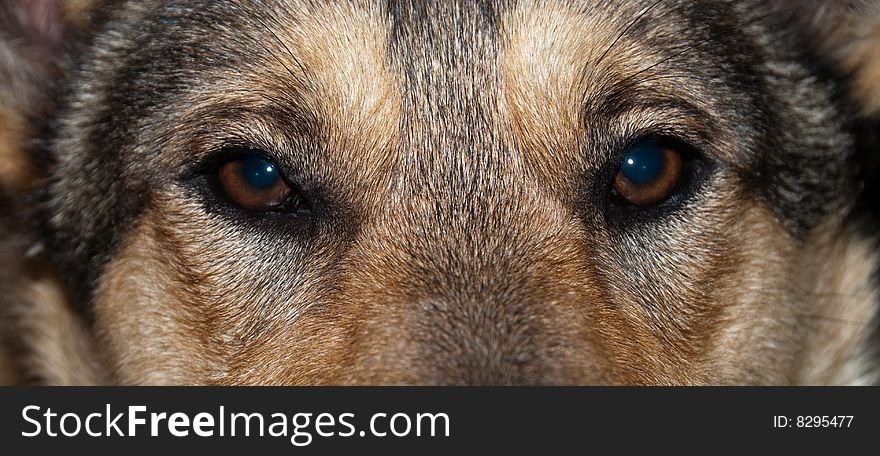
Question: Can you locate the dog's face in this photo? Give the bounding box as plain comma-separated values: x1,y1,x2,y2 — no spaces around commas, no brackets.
36,0,877,384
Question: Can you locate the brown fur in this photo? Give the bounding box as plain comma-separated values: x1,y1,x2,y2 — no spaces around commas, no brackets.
1,0,880,385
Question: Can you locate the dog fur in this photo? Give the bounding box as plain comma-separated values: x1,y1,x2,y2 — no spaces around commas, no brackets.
1,0,879,385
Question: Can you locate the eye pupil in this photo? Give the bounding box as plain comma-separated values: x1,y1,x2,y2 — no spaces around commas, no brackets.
620,141,665,184
240,155,279,189
216,151,299,213
612,138,685,207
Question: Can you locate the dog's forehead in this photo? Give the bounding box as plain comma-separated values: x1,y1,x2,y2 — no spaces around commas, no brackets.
293,0,709,137
152,0,745,191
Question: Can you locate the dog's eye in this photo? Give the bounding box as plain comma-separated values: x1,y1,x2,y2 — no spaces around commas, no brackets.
611,139,683,206
217,154,300,212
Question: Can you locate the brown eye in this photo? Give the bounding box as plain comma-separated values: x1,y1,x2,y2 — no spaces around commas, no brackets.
217,154,296,212
612,140,683,206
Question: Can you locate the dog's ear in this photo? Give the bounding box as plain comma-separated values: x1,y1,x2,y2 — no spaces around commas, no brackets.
1,1,60,195
774,0,880,115
0,1,67,44
0,0,104,194
0,0,102,71
0,1,108,386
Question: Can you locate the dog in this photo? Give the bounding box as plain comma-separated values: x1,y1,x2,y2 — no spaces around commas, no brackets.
1,0,879,385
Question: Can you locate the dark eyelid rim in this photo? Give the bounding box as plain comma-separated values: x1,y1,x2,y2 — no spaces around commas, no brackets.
605,127,711,178
173,102,322,183
588,96,720,158
173,115,335,219
585,98,719,226
192,144,279,176
593,131,713,228
183,141,312,196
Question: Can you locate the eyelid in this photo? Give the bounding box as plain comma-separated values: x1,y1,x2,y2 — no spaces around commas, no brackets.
613,146,683,206
606,102,717,160
596,127,714,228
616,132,704,167
217,157,294,212
177,109,320,179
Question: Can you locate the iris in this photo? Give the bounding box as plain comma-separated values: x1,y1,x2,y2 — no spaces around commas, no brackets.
620,140,665,184
239,155,280,189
